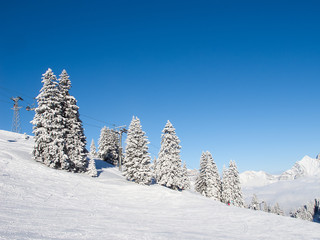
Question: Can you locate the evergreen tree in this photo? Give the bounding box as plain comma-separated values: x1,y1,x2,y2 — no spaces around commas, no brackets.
156,120,183,190
206,152,221,200
98,126,108,159
195,152,207,195
87,158,98,177
272,202,284,216
181,162,190,190
98,127,119,165
250,194,259,210
221,161,244,207
32,68,69,169
262,201,269,212
59,70,87,172
221,165,232,204
90,139,97,157
123,116,152,184
152,156,157,181
195,151,221,200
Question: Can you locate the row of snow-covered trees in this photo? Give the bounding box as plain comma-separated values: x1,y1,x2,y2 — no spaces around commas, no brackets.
248,194,320,222
195,151,244,207
32,68,97,176
248,194,284,215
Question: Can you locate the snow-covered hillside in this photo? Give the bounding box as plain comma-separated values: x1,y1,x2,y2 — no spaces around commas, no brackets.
1,130,319,240
240,155,320,214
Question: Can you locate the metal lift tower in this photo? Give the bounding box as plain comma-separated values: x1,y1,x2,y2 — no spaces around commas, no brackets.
11,96,23,133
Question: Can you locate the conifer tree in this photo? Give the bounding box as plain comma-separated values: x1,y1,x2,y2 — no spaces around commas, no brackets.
181,162,190,190
32,68,69,169
221,165,232,204
152,156,157,180
98,126,108,159
206,152,221,200
195,152,208,195
228,160,244,207
262,201,269,212
98,127,119,165
87,158,98,177
250,194,259,210
195,151,221,200
123,116,152,184
90,139,97,157
59,70,87,172
156,120,183,190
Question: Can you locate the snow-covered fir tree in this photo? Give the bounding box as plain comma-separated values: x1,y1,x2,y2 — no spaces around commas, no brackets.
123,116,152,184
90,139,97,157
290,200,317,221
87,158,98,177
195,152,207,194
228,160,244,207
32,68,88,172
221,165,232,204
32,68,69,169
156,120,183,190
221,161,244,207
98,126,119,165
59,70,87,172
195,151,221,200
262,201,269,212
250,194,259,210
181,162,190,190
272,202,284,216
151,156,157,181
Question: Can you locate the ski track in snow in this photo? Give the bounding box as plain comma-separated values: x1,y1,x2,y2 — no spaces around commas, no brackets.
0,130,319,240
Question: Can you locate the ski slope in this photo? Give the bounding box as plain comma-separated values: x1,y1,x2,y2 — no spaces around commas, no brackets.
0,130,319,240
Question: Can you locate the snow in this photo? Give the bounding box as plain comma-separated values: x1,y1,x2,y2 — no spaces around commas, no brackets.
1,130,320,239
240,155,320,213
240,170,279,187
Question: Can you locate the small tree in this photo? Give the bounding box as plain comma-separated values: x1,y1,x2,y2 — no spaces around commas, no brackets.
90,139,97,157
250,194,259,210
221,165,232,204
123,116,152,184
181,162,191,190
156,120,183,190
87,158,98,177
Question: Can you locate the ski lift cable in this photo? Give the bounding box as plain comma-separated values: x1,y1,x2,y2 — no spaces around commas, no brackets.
81,113,118,127
0,86,35,107
0,86,35,101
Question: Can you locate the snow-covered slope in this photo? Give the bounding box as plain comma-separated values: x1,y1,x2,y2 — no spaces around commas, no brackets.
1,130,320,240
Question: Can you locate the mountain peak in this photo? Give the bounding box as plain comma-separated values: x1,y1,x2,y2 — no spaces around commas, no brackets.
279,155,320,180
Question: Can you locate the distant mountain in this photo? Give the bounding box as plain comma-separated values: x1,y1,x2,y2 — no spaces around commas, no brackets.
240,170,279,187
279,155,320,180
240,155,320,187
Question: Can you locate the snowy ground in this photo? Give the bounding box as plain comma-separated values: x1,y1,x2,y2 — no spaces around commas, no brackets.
1,130,320,240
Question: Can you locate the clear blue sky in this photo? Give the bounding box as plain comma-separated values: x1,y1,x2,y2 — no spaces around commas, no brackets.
1,0,319,173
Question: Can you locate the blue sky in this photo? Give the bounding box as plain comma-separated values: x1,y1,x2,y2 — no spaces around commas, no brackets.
0,0,319,173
